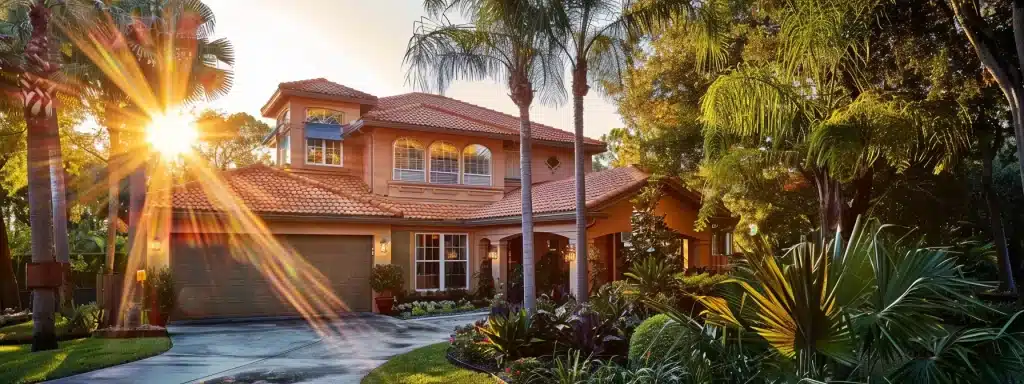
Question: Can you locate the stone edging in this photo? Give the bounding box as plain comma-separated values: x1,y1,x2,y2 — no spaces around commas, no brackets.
445,347,507,383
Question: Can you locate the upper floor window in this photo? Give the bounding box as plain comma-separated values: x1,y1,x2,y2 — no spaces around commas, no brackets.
279,135,291,165
277,109,290,128
429,141,459,185
306,138,342,166
305,108,345,125
394,138,426,182
506,151,521,179
462,145,491,186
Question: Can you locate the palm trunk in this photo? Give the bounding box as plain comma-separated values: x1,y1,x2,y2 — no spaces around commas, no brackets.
518,104,537,314
103,126,120,327
812,169,844,247
47,114,72,314
24,0,58,352
572,65,588,302
0,201,19,311
980,133,1018,293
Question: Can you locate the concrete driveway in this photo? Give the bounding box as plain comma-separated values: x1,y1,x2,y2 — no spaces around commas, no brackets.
47,312,485,384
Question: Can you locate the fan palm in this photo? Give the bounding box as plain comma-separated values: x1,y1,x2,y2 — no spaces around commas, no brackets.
657,217,1024,382
544,0,696,301
405,0,565,314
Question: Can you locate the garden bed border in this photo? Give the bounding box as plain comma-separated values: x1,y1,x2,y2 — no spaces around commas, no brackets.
445,347,507,383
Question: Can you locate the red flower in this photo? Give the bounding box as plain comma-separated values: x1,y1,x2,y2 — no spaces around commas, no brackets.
505,367,511,373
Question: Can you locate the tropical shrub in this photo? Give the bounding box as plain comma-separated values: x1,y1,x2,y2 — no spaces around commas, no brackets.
627,314,690,364
625,256,676,300
651,218,1024,382
474,259,496,299
478,309,537,366
674,272,728,295
64,303,100,334
370,264,404,295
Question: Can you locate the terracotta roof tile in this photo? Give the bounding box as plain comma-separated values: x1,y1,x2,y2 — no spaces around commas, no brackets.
172,166,649,221
365,92,603,146
279,78,377,101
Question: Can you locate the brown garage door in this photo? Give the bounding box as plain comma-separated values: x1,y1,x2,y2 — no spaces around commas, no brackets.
171,234,373,319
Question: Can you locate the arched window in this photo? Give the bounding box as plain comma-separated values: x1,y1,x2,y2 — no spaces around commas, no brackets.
393,138,425,182
462,145,491,186
429,141,459,184
305,108,345,125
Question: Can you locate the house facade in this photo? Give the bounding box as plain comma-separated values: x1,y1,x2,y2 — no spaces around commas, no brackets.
167,78,736,319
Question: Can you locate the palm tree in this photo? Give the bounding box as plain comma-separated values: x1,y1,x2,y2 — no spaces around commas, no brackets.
70,0,233,322
545,0,689,300
406,0,565,314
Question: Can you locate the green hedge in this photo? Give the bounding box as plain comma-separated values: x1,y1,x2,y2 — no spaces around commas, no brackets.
628,314,690,364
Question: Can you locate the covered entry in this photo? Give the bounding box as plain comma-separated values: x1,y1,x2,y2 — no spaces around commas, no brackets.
171,234,374,319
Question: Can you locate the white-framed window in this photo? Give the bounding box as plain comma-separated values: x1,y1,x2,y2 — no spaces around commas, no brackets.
462,144,491,186
277,109,290,129
415,233,469,291
305,108,345,124
279,135,291,165
429,141,459,185
306,138,342,166
393,138,425,182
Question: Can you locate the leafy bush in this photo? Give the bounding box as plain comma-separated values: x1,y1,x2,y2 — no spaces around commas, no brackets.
627,314,690,364
145,267,175,316
370,264,404,294
625,256,676,298
478,309,536,366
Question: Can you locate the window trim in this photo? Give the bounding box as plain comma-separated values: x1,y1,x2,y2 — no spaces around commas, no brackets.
413,232,470,292
461,144,492,186
393,137,426,182
304,138,344,167
304,107,346,125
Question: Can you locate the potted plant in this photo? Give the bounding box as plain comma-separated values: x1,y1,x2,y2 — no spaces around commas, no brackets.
145,267,176,327
371,264,404,315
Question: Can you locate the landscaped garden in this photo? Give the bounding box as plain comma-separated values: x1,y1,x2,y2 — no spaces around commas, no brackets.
0,337,171,384
368,188,1024,383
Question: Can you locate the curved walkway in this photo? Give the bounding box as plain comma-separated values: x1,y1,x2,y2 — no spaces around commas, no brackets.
47,313,484,384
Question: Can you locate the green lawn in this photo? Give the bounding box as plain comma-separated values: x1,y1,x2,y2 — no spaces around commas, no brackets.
0,337,171,384
0,317,70,343
362,343,497,384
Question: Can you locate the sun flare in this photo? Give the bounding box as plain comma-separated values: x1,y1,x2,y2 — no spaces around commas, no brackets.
146,109,198,158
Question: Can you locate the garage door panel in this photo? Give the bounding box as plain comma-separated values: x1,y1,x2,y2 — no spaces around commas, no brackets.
172,234,373,319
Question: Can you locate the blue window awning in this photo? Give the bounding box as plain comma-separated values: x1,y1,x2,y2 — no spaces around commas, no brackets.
305,122,343,140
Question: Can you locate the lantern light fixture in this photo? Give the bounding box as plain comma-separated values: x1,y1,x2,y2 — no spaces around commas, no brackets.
487,245,498,260
563,243,577,263
379,237,390,253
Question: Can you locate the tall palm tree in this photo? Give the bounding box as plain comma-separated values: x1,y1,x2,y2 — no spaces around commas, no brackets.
406,0,565,314
545,0,689,300
70,0,233,321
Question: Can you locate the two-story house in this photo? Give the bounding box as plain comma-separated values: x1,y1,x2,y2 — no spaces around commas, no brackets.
167,78,735,319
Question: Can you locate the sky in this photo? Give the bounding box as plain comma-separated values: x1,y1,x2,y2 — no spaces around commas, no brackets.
200,0,624,140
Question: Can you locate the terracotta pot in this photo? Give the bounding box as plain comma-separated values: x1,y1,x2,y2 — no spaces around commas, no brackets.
375,296,396,315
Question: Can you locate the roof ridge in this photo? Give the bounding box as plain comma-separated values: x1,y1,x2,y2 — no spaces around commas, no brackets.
280,170,404,217
379,91,600,143
417,103,519,135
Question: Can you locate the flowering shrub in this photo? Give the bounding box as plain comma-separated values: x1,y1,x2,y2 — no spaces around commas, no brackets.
393,299,477,318
506,357,544,384
448,319,493,367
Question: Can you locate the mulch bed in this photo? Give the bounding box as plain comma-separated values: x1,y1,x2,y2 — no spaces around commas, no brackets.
93,325,167,339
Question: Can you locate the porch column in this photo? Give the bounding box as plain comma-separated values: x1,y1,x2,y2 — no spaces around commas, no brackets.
496,239,508,295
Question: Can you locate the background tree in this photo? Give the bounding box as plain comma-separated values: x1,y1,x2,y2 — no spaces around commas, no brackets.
406,0,565,314
192,110,271,170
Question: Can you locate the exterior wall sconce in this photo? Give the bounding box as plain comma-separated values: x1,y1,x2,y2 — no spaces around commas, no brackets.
136,269,147,283
379,237,390,253
487,245,498,260
621,232,633,248
563,243,577,263
148,239,163,253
